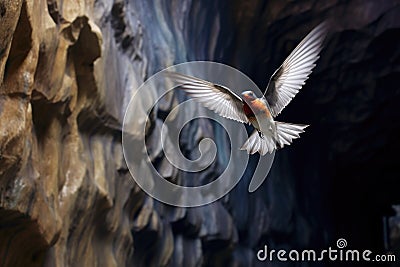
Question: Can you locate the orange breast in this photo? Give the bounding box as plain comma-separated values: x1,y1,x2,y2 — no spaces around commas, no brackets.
244,99,271,118
243,102,254,117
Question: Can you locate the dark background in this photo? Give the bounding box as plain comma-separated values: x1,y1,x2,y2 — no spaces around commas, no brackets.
161,1,400,266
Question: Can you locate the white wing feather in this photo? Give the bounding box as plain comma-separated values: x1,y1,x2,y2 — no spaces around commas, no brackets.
165,72,248,123
265,22,328,117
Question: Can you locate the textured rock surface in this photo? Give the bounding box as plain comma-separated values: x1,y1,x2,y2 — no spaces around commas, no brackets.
0,0,399,267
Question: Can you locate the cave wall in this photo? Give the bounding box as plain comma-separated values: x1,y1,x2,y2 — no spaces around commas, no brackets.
0,0,132,266
0,0,399,267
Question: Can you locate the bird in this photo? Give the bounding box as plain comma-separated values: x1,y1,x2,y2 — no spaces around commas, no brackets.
165,22,327,155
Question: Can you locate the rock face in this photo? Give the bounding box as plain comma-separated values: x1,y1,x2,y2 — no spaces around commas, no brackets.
0,0,399,267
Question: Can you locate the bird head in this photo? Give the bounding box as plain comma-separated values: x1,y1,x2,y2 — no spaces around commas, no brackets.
241,91,257,103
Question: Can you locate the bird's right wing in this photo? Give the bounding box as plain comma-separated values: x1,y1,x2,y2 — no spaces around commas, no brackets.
264,22,328,117
165,71,249,123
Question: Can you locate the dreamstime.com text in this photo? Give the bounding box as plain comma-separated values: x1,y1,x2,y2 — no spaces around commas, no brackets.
257,238,396,263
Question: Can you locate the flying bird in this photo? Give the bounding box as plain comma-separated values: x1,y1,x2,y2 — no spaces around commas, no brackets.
166,23,327,155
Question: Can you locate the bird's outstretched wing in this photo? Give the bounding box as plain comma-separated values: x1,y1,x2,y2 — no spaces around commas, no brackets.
165,71,248,123
264,22,328,117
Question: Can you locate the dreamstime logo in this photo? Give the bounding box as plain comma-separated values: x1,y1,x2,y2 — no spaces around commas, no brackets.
122,61,274,207
336,238,347,249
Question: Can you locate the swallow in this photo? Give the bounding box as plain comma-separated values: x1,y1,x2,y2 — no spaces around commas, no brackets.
166,23,327,155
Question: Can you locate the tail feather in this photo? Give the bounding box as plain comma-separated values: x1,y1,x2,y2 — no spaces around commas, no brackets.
276,122,308,149
240,131,276,156
240,122,309,155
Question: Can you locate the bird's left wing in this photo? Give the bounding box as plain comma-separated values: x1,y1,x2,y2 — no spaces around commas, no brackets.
165,71,248,123
264,22,328,117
